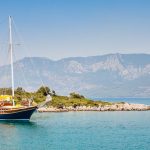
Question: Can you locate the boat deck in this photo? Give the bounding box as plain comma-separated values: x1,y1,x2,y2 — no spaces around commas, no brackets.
0,106,37,114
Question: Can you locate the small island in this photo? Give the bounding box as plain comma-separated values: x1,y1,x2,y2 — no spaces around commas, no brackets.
38,92,150,112
0,86,150,112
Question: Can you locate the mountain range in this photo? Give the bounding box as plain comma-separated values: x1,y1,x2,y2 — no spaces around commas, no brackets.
0,53,150,98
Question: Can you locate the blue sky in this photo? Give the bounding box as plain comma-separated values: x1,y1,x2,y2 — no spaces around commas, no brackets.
0,0,150,60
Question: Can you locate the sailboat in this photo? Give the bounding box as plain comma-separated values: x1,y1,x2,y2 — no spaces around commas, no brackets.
0,16,37,120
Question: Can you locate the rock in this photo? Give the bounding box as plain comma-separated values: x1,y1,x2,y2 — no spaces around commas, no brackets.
37,103,150,112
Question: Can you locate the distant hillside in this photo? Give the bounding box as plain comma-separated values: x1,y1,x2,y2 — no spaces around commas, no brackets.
0,53,150,97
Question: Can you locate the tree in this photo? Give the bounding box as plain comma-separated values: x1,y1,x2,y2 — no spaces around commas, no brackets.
0,88,12,95
15,87,25,94
15,87,26,101
52,90,56,96
69,92,85,99
36,86,51,96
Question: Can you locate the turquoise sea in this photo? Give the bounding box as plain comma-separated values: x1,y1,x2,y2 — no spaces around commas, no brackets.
94,97,150,105
0,98,150,150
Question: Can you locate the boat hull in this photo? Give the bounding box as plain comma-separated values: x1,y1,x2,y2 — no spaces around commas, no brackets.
0,106,37,120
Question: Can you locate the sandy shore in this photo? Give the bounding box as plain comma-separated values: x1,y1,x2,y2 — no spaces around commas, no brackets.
37,102,150,112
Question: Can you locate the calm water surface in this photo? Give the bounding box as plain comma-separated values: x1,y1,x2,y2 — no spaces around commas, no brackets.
0,98,150,150
94,97,150,105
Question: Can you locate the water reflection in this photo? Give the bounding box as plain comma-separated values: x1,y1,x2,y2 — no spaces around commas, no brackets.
0,120,38,128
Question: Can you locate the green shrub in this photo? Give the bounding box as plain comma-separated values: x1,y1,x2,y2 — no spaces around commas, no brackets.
69,92,85,99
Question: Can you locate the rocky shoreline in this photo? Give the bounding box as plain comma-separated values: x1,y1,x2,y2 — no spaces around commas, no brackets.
37,102,150,112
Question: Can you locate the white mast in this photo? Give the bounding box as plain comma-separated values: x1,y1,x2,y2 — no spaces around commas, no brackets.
9,16,15,106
